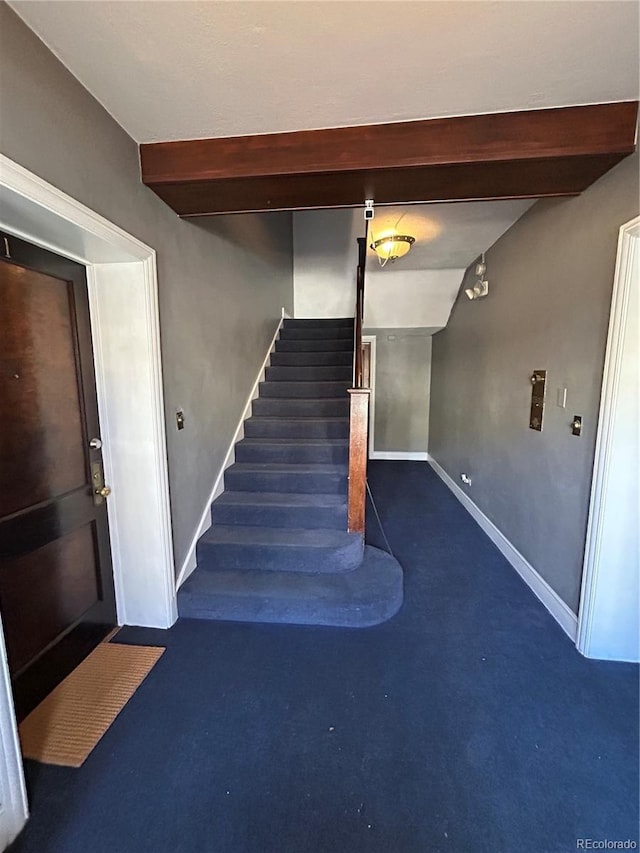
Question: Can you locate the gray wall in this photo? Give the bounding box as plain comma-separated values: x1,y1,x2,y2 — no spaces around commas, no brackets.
293,209,360,318
0,5,294,572
430,150,639,613
365,329,432,454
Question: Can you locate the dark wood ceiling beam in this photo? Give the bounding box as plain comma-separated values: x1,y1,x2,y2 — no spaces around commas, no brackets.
140,102,638,216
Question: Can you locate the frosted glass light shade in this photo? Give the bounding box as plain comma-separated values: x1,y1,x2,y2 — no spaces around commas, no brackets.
370,234,415,264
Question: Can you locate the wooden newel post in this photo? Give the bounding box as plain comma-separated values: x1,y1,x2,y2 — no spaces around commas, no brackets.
347,388,371,534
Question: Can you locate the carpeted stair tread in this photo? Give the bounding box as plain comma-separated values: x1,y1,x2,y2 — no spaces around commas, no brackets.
235,437,348,464
214,491,346,508
200,524,357,548
237,438,349,447
253,396,350,404
211,490,347,529
179,545,403,627
252,397,349,418
284,317,353,327
224,461,347,494
259,380,351,398
265,365,352,381
227,462,346,473
276,339,354,352
280,327,354,340
197,525,363,573
243,416,350,439
270,351,353,366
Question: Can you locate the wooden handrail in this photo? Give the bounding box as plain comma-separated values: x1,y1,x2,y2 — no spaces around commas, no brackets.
354,268,363,388
353,232,367,388
347,225,370,534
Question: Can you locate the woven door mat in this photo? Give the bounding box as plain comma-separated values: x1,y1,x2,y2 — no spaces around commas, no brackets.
19,642,164,767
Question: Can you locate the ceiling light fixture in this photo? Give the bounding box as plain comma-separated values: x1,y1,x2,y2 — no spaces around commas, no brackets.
465,279,489,300
370,234,415,267
465,252,489,300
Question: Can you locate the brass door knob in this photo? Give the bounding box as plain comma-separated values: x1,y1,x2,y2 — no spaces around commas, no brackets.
96,486,111,498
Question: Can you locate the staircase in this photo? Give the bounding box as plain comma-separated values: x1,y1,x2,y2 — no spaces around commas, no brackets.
178,317,403,628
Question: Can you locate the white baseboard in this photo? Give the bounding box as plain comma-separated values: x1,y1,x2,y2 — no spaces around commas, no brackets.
370,451,429,461
176,308,290,589
428,455,578,642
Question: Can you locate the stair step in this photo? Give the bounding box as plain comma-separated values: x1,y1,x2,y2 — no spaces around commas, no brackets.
270,351,353,367
280,327,354,341
225,462,347,494
235,438,348,464
259,380,351,399
211,491,347,529
265,365,352,382
197,525,362,573
276,339,354,353
244,417,349,439
252,397,349,418
178,545,404,628
284,318,353,329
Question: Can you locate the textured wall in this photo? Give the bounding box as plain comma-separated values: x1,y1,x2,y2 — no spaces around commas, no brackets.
364,329,432,454
430,150,639,613
364,269,465,329
293,209,360,318
0,5,294,572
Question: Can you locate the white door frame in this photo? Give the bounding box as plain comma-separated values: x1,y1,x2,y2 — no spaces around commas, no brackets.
0,154,177,843
577,215,640,661
0,611,28,848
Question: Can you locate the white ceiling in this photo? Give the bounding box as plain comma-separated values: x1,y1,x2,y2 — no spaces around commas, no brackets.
10,1,639,143
363,200,535,269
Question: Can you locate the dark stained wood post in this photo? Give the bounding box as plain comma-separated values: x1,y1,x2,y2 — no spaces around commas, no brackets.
347,229,370,535
347,388,371,534
353,266,364,388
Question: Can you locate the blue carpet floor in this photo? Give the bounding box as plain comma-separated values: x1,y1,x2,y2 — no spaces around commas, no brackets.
10,462,639,853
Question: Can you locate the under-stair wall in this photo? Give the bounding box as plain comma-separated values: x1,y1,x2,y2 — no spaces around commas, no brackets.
176,310,294,587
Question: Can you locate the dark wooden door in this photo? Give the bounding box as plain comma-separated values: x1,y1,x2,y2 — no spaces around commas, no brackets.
0,234,116,720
